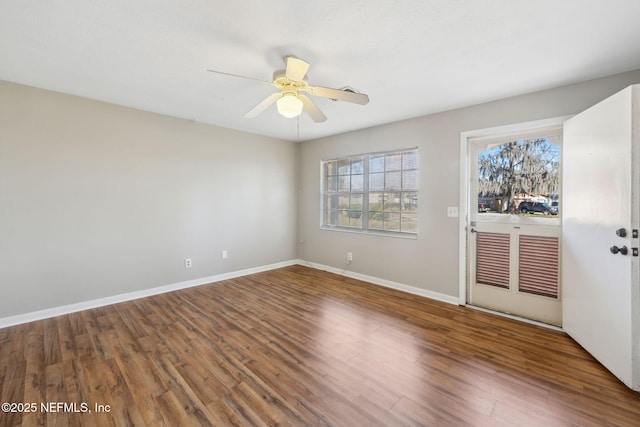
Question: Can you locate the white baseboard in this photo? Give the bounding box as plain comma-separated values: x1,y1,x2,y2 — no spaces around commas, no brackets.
0,258,458,329
298,260,460,306
0,259,299,329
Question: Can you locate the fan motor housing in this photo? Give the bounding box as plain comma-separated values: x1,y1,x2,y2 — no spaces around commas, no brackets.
272,70,307,91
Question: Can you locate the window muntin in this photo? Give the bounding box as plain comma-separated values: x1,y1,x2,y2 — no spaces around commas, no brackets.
322,149,418,236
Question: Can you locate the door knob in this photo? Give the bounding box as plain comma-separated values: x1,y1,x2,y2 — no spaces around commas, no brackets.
616,228,627,237
610,245,628,255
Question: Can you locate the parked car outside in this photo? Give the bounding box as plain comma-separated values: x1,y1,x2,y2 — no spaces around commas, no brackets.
519,201,557,215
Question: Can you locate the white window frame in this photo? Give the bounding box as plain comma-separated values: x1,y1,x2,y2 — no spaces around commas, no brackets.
321,148,419,238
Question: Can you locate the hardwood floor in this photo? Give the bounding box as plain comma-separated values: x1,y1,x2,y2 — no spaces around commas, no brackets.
1,265,639,426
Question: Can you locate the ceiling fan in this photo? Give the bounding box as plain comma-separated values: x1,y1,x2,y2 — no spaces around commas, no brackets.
207,56,369,122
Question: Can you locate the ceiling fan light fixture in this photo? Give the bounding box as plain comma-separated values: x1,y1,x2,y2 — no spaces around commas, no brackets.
211,56,369,122
277,93,303,118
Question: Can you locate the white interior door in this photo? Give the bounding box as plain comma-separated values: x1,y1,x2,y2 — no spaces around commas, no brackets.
562,85,640,391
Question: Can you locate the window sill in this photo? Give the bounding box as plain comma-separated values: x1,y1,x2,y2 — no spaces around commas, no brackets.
320,226,418,240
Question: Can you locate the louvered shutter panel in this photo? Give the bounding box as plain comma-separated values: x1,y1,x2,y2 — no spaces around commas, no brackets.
518,235,559,298
476,232,510,288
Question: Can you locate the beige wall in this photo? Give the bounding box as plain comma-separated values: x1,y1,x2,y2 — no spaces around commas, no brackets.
297,69,640,299
0,81,298,318
3,68,640,320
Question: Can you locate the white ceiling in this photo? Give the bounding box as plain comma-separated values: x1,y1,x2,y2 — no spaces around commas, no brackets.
2,1,640,142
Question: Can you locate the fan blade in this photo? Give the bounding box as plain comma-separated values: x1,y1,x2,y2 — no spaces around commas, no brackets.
285,57,310,81
300,94,327,123
207,69,270,84
245,92,281,118
305,85,369,105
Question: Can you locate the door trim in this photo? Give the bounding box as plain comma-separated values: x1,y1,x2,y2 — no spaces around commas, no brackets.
458,116,573,306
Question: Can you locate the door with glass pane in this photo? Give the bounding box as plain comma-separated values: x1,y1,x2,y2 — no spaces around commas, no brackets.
468,128,563,326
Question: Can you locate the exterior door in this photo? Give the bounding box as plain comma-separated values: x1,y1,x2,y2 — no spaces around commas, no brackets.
562,85,639,391
468,129,563,326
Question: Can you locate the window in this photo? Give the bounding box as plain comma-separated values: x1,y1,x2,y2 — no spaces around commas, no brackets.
476,134,560,219
322,148,418,236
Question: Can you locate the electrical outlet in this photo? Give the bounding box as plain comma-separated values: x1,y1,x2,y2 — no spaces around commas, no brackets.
222,250,228,259
447,207,459,218
185,258,192,269
347,252,353,263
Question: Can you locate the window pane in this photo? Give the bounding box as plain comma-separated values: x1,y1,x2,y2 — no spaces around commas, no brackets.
402,192,418,211
338,159,351,175
385,192,401,212
385,171,401,190
477,137,559,218
350,193,363,228
385,154,402,171
403,151,418,169
369,214,383,230
384,213,401,232
401,213,418,232
369,192,384,211
325,161,338,176
325,210,338,226
370,155,384,173
351,157,364,174
349,212,363,228
326,174,338,192
403,170,417,190
351,174,363,191
339,176,350,192
350,193,363,211
338,194,349,209
369,172,384,191
326,194,339,210
338,210,350,226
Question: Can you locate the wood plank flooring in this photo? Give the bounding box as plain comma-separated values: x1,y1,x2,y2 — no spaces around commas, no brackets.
1,265,639,426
